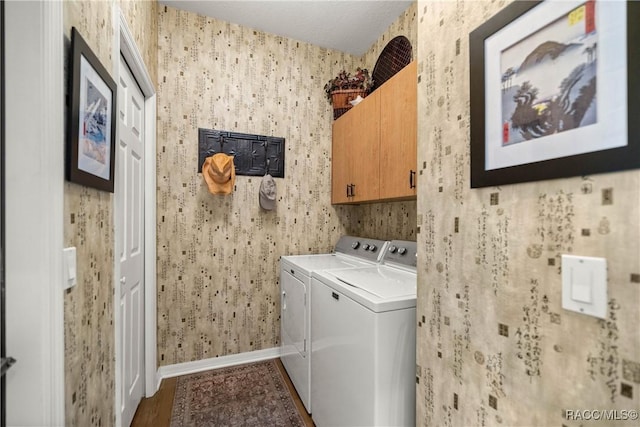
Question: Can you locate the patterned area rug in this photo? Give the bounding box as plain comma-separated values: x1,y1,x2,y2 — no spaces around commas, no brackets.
170,359,305,427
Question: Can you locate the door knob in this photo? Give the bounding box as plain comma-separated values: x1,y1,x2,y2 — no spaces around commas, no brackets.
1,357,17,376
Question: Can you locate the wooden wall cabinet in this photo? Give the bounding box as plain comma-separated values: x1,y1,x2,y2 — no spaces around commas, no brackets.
331,90,380,204
379,61,417,200
331,61,416,204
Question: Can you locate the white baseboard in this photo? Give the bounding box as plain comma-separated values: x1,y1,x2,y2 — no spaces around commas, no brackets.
157,347,282,380
154,370,163,395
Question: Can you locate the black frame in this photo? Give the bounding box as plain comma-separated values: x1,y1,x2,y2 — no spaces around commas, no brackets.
67,27,117,192
469,1,640,188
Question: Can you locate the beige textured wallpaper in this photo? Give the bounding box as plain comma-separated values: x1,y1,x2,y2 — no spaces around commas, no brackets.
415,1,640,425
361,2,418,75
63,1,158,426
353,2,418,242
155,4,418,366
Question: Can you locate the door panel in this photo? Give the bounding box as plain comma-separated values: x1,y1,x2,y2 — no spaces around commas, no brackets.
331,114,352,204
117,56,145,427
0,4,5,424
350,90,380,203
379,61,417,200
129,281,141,394
331,91,380,204
130,152,142,255
281,270,306,355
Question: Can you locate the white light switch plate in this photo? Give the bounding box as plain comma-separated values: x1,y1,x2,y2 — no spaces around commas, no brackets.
63,247,77,290
561,255,607,319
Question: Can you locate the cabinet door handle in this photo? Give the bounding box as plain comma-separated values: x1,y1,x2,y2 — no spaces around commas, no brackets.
351,184,356,197
346,184,355,198
409,170,416,189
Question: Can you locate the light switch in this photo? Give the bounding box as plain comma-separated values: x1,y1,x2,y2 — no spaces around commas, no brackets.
562,255,607,319
570,265,593,303
571,281,592,303
63,247,77,290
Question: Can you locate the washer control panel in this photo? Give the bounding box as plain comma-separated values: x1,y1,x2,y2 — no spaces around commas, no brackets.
383,240,417,267
335,236,389,262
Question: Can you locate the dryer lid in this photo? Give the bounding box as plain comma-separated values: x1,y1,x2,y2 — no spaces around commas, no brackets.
281,254,372,277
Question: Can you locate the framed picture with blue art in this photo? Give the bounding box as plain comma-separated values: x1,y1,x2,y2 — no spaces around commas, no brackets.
469,0,640,188
67,27,117,192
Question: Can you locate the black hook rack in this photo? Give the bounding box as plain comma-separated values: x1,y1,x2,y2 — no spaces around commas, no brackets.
198,128,285,178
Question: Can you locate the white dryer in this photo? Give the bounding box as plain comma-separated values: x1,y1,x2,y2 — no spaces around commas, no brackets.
280,236,388,414
311,240,417,427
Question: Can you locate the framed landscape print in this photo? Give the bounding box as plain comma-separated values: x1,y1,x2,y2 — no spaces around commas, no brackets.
469,0,639,188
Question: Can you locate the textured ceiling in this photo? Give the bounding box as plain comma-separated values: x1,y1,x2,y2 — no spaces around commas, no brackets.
159,0,414,56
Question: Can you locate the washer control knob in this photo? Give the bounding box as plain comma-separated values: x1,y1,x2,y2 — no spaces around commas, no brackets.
389,245,398,253
398,247,407,255
369,244,377,252
351,241,360,249
363,243,370,250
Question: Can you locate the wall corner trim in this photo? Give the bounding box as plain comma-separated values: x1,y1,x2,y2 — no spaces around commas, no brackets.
5,0,65,425
157,348,282,380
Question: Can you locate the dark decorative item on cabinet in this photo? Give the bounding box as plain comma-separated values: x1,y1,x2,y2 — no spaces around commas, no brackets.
371,35,413,92
324,68,373,120
469,0,640,188
198,128,285,178
67,27,117,192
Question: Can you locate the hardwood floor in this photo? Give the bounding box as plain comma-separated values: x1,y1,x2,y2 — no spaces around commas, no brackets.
130,358,314,427
131,376,176,427
275,359,315,427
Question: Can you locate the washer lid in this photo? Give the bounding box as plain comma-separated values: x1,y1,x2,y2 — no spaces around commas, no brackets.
332,267,416,299
314,265,416,312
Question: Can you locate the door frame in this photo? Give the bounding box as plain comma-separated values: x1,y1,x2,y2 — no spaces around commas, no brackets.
1,2,6,424
112,8,157,426
5,0,64,425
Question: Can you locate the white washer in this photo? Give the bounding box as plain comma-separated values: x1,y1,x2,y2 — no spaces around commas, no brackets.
311,240,417,427
280,236,389,414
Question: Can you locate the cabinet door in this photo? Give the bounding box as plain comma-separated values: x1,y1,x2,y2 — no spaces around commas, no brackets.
331,110,353,204
350,90,380,203
379,61,417,200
